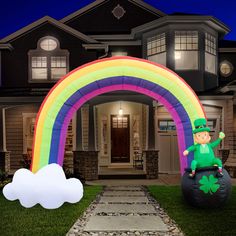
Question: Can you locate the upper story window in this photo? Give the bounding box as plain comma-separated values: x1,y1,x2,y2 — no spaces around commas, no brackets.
40,38,58,51
147,33,166,66
28,36,69,82
174,31,199,70
205,33,217,74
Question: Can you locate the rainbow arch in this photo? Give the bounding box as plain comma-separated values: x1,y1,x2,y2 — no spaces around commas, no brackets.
31,56,206,174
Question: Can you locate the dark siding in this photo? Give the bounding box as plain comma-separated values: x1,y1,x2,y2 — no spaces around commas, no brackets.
1,23,97,88
218,52,236,86
65,0,160,34
175,71,205,91
204,72,218,90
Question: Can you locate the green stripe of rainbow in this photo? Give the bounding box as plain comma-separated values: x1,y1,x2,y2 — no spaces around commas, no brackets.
31,57,205,174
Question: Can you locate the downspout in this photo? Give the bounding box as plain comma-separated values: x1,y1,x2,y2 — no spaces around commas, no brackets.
82,43,109,59
98,44,109,59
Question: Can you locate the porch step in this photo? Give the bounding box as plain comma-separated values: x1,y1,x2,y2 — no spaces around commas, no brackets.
98,167,146,179
98,174,146,179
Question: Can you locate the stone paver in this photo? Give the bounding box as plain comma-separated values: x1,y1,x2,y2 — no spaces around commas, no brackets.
84,215,168,231
93,204,156,213
67,186,184,236
103,191,145,196
99,196,148,203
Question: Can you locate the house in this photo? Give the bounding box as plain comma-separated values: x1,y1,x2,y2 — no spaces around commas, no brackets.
0,0,235,180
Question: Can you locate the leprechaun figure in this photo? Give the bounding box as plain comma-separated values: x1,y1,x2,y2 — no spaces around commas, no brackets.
183,118,225,178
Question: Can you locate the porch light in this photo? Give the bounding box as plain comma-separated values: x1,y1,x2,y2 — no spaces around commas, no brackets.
112,51,128,57
119,108,123,116
118,101,123,116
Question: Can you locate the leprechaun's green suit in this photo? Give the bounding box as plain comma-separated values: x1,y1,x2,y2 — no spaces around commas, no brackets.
187,138,222,171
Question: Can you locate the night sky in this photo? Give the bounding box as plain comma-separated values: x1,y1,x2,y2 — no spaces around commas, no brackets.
0,0,235,40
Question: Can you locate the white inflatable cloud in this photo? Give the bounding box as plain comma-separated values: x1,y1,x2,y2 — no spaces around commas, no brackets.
2,163,83,209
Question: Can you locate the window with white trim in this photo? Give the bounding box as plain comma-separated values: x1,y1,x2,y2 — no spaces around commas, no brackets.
174,31,199,70
147,33,166,66
31,56,47,80
28,36,69,82
205,33,217,74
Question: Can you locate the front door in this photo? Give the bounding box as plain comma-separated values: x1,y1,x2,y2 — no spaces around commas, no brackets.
111,115,130,163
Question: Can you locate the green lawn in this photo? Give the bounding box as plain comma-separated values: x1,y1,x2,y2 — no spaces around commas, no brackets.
0,185,102,236
148,186,236,236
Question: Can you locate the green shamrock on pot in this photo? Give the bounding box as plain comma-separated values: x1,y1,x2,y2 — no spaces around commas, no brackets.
199,175,220,194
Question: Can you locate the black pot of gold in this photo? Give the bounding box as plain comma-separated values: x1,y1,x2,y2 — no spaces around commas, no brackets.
181,166,231,208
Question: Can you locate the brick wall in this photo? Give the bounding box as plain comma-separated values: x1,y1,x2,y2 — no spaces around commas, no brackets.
144,150,159,179
0,151,10,173
63,152,74,174
73,151,98,180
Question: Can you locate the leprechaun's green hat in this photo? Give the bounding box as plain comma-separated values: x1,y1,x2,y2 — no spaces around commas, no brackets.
193,118,210,134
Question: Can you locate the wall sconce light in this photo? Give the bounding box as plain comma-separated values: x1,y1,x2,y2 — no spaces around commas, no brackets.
112,51,128,57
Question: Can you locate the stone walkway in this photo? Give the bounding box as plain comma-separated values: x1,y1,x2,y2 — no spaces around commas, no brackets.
67,186,184,236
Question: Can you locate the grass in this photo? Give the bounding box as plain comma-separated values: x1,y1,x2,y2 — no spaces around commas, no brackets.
148,186,236,236
0,185,102,236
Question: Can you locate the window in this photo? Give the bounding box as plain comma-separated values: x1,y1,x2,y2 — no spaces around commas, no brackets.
31,57,47,80
147,33,166,66
112,116,128,128
207,119,216,131
175,31,198,70
220,60,233,77
51,56,67,79
158,120,176,131
205,33,217,74
40,38,58,51
28,36,69,82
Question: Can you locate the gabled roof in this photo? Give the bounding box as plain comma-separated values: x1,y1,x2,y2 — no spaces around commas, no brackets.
0,16,98,44
61,0,166,23
0,43,13,50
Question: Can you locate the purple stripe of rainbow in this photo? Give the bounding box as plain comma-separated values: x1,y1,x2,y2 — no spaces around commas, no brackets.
49,76,193,173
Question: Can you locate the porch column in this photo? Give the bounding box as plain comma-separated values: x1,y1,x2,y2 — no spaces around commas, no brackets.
88,104,95,151
148,102,155,150
73,104,98,180
0,107,10,173
75,109,83,150
145,102,159,179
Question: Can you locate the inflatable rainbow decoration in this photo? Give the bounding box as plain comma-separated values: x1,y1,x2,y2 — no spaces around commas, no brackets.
31,56,206,174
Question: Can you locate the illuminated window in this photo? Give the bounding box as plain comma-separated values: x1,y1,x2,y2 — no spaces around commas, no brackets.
31,56,47,80
29,37,69,82
40,38,57,51
51,56,67,79
175,31,199,70
147,33,166,66
205,33,217,74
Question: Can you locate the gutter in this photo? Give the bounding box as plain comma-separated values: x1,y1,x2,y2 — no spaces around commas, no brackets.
82,43,109,59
